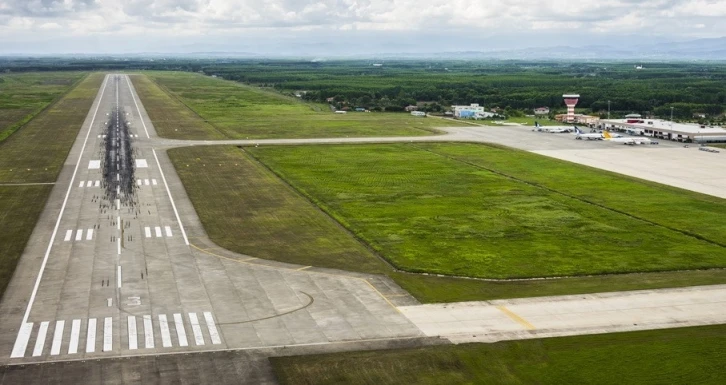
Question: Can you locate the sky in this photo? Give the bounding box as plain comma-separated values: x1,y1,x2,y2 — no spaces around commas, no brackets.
1,0,725,55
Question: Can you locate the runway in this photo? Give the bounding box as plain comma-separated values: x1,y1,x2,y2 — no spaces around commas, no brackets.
1,73,725,373
0,75,423,365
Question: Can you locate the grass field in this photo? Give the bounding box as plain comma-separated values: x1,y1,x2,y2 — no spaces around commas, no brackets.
271,324,726,385
137,71,466,140
0,72,86,142
248,143,726,279
169,144,726,302
0,72,101,299
167,146,385,273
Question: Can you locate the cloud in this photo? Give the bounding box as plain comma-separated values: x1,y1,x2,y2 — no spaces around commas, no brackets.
0,0,724,53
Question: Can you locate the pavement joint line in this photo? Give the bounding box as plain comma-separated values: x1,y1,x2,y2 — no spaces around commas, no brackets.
16,75,110,327
363,279,400,312
496,305,536,330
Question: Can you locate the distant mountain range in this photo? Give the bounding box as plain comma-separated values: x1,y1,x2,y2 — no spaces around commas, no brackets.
4,36,726,61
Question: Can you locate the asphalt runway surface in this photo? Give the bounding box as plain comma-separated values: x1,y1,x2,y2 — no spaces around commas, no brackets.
1,75,725,383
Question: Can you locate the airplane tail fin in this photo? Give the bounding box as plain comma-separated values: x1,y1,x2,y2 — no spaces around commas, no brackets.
574,127,581,134
603,131,612,139
535,121,540,128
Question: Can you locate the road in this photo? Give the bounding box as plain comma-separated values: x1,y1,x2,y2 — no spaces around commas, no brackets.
1,74,725,383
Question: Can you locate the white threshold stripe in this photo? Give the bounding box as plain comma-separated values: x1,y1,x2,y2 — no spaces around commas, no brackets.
68,319,81,354
17,75,109,328
86,318,97,353
128,316,138,350
95,180,100,187
75,229,83,241
136,179,142,186
165,226,172,237
173,313,188,347
10,322,33,358
144,226,151,238
50,320,65,356
152,149,189,245
64,230,73,242
124,75,151,138
189,313,205,346
143,315,154,348
86,228,93,240
204,312,222,345
79,181,85,188
144,179,149,186
87,180,92,187
32,321,50,357
155,226,162,238
159,315,172,347
152,179,157,185
103,317,113,352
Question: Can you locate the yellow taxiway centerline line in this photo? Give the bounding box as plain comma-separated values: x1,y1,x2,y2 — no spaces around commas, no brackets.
496,305,536,330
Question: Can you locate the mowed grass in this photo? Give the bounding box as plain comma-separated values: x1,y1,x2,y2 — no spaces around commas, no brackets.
139,71,466,139
271,324,726,385
170,144,726,302
0,72,85,141
128,74,226,140
167,146,385,273
0,72,101,299
249,143,726,278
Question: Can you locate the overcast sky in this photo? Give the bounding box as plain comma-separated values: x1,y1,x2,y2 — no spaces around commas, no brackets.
1,0,725,54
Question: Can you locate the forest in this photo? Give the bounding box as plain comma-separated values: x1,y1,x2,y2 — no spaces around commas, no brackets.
2,57,725,121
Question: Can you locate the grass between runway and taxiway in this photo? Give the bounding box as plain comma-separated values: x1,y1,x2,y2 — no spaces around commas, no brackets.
271,324,726,385
0,72,86,142
248,143,726,279
0,72,103,299
167,146,386,273
136,71,467,140
169,144,726,302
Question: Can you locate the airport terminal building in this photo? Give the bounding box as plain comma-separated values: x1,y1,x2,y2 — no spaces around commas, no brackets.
599,119,726,143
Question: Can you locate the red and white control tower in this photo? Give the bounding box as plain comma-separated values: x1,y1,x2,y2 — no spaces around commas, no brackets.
562,94,580,123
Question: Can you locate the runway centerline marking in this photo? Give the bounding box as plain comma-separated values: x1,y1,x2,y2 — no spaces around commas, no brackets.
16,74,108,329
496,305,536,330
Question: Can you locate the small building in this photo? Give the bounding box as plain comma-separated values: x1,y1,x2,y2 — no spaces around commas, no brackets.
452,103,485,118
411,111,426,117
405,105,418,112
355,107,366,112
534,107,550,115
555,113,599,125
334,110,347,114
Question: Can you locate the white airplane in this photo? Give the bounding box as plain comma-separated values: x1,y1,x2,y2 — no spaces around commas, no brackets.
534,122,572,133
603,131,651,145
574,127,603,140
